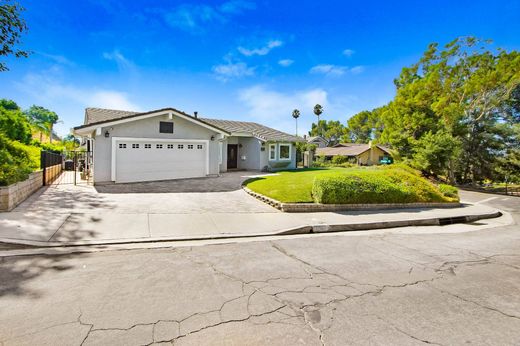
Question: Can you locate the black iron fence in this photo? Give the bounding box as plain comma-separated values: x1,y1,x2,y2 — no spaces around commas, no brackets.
40,150,63,185
40,150,93,186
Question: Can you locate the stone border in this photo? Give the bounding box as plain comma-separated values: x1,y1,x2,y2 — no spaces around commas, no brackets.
0,171,43,211
242,186,460,212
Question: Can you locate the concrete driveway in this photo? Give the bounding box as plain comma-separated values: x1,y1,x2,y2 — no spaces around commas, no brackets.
14,171,277,214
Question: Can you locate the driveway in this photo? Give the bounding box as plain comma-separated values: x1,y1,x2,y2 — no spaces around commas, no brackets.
14,171,277,214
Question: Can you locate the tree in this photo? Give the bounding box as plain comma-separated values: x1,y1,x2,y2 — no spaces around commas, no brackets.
313,104,323,136
24,105,60,143
346,107,385,143
292,109,300,136
309,120,348,146
0,99,32,143
0,1,29,71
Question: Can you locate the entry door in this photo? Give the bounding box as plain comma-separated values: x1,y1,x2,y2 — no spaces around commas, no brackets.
227,144,238,169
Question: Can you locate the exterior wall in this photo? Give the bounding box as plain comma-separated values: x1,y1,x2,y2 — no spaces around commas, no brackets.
358,147,389,165
237,137,262,170
0,170,43,211
267,142,297,171
92,114,220,183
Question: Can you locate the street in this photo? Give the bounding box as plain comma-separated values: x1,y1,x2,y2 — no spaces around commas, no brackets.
0,190,519,345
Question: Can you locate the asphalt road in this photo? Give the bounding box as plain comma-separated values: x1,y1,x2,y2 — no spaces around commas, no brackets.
0,190,519,345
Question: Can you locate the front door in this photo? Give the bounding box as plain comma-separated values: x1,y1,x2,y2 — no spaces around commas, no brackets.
227,144,238,169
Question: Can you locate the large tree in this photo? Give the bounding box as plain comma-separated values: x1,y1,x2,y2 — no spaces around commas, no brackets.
0,99,32,143
0,1,29,71
380,37,520,183
24,105,60,143
309,120,348,146
346,107,385,143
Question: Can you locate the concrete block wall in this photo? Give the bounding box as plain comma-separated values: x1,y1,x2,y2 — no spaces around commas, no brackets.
0,170,43,211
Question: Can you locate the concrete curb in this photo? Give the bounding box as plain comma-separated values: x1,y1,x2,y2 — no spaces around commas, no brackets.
0,210,502,248
242,186,461,212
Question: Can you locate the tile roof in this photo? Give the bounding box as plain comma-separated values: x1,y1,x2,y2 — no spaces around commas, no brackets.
316,143,392,156
79,107,303,142
84,108,139,125
200,118,304,142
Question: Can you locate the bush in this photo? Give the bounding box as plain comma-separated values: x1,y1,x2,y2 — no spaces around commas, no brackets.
312,168,453,204
331,155,348,165
0,134,39,186
438,184,459,200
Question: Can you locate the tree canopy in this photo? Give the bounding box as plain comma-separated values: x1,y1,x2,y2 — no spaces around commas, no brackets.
0,1,29,71
24,105,60,143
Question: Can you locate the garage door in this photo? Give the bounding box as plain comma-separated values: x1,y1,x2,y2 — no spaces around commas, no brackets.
114,140,207,183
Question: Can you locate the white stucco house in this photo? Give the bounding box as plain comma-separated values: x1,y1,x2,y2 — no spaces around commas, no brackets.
73,107,304,184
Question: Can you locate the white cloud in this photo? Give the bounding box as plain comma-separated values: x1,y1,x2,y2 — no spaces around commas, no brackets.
310,64,348,76
103,50,135,71
238,40,283,56
164,1,255,33
350,65,365,74
278,59,294,67
238,85,328,134
38,52,75,66
212,61,255,81
342,49,355,57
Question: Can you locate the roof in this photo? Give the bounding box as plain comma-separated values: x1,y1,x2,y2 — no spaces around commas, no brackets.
75,107,303,142
316,143,392,156
200,118,303,142
307,136,328,143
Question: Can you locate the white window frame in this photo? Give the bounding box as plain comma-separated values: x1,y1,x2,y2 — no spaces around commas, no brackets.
278,143,291,161
269,144,277,160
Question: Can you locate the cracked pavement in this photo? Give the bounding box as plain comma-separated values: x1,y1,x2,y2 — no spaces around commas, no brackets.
0,190,519,345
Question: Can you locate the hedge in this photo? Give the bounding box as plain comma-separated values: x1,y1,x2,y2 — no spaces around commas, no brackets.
312,167,455,204
438,184,459,200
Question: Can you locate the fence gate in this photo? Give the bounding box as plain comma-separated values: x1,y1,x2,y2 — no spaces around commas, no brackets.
41,150,93,186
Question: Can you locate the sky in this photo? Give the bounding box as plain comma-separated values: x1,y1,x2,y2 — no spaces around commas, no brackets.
0,0,519,137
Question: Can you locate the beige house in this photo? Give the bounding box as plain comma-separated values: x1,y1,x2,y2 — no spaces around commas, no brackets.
315,142,392,165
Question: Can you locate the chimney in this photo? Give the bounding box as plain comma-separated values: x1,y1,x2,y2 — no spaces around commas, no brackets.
194,111,198,118
368,140,373,148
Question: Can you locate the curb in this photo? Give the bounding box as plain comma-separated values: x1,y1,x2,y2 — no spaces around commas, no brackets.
242,186,460,212
0,210,502,249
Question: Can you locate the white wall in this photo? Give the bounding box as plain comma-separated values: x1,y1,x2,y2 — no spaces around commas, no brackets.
93,114,220,183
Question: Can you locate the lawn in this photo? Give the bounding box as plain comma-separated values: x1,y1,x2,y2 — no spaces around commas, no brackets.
244,168,356,203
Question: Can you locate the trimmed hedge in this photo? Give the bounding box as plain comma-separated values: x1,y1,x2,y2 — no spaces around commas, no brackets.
0,134,40,186
312,167,454,204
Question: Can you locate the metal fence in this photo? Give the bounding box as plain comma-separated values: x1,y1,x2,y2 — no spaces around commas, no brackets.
40,151,63,186
40,150,93,186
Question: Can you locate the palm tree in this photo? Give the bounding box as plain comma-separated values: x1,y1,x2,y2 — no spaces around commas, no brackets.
292,109,300,136
313,104,323,136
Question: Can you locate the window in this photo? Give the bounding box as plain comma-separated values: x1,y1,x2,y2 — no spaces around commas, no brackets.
144,144,151,149
269,144,276,160
197,144,203,149
159,122,174,133
279,144,291,160
188,144,194,149
178,144,184,149
156,144,163,149
118,143,126,149
167,144,174,149
132,143,139,149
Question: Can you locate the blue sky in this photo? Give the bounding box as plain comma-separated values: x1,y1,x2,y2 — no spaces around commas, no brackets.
0,0,519,136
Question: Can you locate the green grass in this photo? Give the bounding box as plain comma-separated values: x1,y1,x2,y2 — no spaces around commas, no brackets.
244,167,363,203
244,166,457,204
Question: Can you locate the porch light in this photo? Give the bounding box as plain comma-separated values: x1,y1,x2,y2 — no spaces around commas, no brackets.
104,130,110,138
211,135,215,141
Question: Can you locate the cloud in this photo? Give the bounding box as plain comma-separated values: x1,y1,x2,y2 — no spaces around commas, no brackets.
310,64,348,76
163,1,255,33
212,61,255,81
350,65,365,74
278,59,294,67
38,52,75,66
238,40,283,56
238,85,328,133
342,49,355,57
103,50,135,71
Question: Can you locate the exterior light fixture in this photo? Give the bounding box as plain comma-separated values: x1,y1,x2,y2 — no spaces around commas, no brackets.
104,130,110,138
211,135,215,141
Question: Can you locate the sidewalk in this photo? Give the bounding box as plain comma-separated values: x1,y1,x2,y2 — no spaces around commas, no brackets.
0,204,502,247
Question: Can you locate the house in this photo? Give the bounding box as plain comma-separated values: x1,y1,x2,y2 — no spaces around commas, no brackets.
315,142,392,165
306,135,328,148
73,107,303,184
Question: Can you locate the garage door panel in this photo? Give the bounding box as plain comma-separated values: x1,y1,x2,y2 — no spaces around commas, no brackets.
114,140,207,183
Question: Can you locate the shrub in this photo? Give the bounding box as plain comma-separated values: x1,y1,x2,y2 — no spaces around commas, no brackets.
312,168,453,204
331,155,348,165
0,134,38,186
438,184,459,200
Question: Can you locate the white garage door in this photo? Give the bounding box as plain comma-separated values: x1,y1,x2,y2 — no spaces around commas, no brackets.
114,140,207,183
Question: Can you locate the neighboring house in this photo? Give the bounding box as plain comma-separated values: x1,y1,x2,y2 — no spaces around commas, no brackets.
306,135,328,148
73,107,303,184
315,142,392,165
